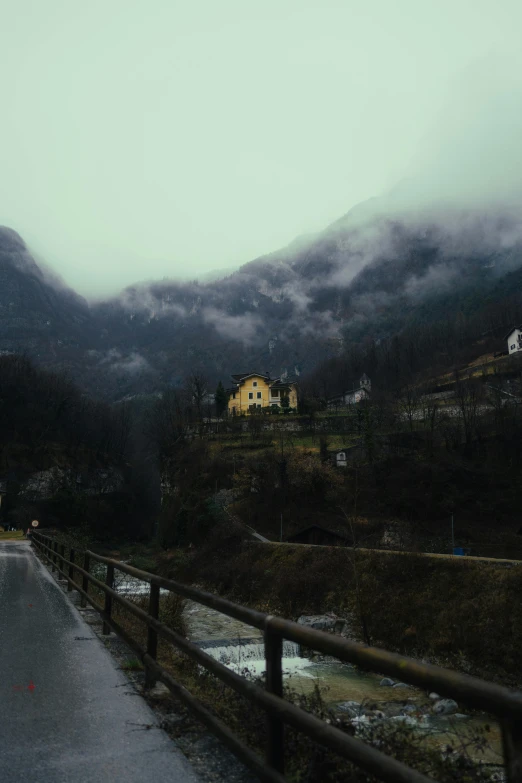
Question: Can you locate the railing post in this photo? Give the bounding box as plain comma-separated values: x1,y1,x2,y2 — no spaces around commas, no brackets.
503,720,522,782
264,618,285,774
145,582,160,688
81,552,90,608
59,543,65,573
51,541,58,572
102,563,114,635
68,548,75,591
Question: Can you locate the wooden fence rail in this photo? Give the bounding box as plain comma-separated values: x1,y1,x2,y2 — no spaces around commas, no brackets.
31,531,522,783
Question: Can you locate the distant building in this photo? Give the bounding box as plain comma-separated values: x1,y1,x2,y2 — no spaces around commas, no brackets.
327,374,371,409
505,326,522,355
226,372,298,415
330,445,364,467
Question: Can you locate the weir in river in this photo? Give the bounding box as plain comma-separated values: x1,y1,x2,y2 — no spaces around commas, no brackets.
113,576,503,767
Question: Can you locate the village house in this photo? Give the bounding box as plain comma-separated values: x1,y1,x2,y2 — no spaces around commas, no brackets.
327,374,371,409
505,326,522,355
330,444,365,467
226,372,298,415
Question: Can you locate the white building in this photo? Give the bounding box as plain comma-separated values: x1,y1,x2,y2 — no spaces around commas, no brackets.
327,374,371,409
505,327,522,355
331,444,364,467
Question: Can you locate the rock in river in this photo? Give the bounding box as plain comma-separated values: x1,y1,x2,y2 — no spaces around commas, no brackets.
337,701,363,717
433,698,458,715
379,678,395,687
297,615,347,634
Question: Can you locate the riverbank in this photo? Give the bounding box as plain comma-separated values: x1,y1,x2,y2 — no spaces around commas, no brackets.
46,528,511,780
174,530,522,688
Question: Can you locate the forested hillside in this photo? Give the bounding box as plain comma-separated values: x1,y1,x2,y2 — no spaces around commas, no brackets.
2,197,522,402
0,355,153,538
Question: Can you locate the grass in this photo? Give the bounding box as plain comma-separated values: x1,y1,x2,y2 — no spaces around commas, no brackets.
207,430,358,460
0,529,25,540
121,658,144,672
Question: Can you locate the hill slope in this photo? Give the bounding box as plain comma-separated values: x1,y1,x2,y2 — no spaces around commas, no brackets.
2,196,522,399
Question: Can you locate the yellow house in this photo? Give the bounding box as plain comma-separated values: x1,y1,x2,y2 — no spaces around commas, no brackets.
226,372,298,415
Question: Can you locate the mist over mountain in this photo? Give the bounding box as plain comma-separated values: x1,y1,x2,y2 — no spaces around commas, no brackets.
2,184,522,402
0,227,91,360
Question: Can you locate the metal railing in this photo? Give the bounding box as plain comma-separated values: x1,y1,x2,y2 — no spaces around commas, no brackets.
31,530,522,783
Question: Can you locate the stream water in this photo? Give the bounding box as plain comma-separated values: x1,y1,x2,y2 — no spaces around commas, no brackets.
112,574,503,770
182,601,503,769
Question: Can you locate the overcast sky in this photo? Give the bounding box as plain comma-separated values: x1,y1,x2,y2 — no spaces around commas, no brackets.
1,1,521,297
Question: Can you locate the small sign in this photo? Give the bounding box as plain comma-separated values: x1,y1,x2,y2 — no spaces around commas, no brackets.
31,520,39,528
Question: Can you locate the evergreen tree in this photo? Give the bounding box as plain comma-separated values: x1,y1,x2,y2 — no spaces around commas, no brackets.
215,381,229,417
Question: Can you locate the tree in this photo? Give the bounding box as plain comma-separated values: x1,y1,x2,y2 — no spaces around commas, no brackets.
319,435,330,464
281,394,290,413
215,381,229,417
186,372,209,436
397,384,419,432
453,370,482,452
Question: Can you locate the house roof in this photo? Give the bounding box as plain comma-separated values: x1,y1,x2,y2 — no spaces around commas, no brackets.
230,372,299,387
231,372,272,383
360,373,370,381
330,444,363,454
504,325,522,340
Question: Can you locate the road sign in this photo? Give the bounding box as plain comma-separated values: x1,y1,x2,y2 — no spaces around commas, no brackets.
31,520,39,528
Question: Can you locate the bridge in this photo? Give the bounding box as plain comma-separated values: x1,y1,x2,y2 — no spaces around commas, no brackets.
3,532,522,782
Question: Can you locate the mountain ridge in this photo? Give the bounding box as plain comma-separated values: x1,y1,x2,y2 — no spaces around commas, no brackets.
1,197,522,400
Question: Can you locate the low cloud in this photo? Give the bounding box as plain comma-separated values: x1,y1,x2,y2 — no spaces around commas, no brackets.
404,263,460,300
87,348,152,374
202,307,265,345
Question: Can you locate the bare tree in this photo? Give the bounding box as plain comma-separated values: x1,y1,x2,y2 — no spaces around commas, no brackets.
396,384,419,432
186,372,210,436
453,370,482,452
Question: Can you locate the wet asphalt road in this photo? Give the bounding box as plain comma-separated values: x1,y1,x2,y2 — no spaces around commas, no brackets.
0,541,200,783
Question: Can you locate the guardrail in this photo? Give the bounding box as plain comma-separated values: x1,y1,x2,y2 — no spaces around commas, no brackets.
31,530,521,783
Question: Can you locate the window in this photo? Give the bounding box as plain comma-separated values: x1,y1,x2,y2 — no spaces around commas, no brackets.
512,344,516,350
271,389,279,398
253,381,258,387
232,392,236,399
257,391,262,399
248,392,253,399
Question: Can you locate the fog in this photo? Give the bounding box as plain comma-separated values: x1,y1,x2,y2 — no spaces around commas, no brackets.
1,1,521,298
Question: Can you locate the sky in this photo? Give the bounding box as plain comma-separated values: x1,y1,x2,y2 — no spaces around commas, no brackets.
1,0,521,297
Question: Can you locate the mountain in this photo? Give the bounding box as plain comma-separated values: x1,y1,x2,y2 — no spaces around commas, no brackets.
0,227,91,362
2,195,522,401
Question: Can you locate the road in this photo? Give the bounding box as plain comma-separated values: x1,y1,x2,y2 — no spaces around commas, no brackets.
270,540,522,565
0,540,200,783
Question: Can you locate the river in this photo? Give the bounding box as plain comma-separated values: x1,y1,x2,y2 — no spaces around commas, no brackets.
112,572,503,771
183,600,504,770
